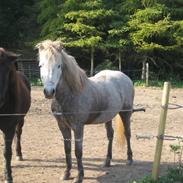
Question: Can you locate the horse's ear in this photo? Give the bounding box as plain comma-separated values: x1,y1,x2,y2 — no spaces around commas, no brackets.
35,43,44,50
7,52,20,61
0,48,5,58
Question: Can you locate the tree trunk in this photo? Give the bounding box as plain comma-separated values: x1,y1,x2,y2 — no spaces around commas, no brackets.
118,50,122,71
90,47,94,76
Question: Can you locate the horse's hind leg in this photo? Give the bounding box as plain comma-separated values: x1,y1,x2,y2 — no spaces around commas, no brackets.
103,120,114,167
119,111,133,165
3,128,15,183
14,118,24,161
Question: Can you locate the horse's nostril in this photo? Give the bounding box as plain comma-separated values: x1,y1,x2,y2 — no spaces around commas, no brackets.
43,88,55,99
43,89,47,96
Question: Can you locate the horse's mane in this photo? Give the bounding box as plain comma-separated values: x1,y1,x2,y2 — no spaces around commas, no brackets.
61,50,88,92
0,48,19,110
36,40,88,92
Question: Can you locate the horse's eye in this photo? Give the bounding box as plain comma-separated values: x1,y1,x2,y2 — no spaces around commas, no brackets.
58,65,61,69
39,64,43,68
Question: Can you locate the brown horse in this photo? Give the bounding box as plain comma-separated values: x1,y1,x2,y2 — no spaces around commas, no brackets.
0,48,31,183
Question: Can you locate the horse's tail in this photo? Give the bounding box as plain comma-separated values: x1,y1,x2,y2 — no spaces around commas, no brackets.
114,114,126,145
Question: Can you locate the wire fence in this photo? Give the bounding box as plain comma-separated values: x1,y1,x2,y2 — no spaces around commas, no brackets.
1,102,182,117
0,106,146,116
136,134,183,141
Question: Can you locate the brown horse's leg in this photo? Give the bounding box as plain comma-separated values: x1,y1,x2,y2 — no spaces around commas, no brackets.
57,121,72,180
119,111,133,165
103,120,114,167
73,125,84,183
15,119,24,161
3,128,15,183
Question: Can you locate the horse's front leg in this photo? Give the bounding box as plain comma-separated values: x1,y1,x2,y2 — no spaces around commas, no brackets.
73,125,84,183
3,129,15,183
57,121,72,180
15,119,24,161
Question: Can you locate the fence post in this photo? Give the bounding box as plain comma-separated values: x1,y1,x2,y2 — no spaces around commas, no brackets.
145,62,149,87
152,82,171,180
141,60,146,80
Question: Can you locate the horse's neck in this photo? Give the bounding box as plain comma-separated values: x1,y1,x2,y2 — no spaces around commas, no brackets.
8,72,19,108
55,79,75,107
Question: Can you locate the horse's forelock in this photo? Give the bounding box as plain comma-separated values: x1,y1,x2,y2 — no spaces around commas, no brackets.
36,40,63,53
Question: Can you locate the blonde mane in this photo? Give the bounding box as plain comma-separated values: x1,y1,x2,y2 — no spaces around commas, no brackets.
36,40,88,92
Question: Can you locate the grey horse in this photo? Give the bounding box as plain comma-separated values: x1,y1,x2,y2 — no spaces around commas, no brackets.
36,40,134,183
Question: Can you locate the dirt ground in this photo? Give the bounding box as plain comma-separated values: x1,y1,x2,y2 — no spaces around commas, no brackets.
0,86,183,183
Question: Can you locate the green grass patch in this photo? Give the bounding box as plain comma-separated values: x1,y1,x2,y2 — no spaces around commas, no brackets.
30,78,43,86
131,166,183,183
134,80,183,88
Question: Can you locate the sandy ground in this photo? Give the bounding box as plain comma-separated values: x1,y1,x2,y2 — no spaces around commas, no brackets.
0,86,183,183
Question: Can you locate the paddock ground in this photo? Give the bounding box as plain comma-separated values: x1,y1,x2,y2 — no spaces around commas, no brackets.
0,86,183,183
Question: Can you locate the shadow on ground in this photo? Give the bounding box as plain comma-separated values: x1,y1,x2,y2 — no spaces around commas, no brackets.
13,157,174,183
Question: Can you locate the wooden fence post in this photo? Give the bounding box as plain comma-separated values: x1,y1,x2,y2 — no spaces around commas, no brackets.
152,82,171,180
145,62,149,87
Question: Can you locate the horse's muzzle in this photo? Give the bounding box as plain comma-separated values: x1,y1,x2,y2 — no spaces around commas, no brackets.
43,88,55,99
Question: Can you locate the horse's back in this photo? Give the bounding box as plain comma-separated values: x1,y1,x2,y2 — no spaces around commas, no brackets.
91,70,134,105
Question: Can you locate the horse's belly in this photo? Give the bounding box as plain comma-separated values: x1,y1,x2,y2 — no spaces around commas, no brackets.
86,112,116,124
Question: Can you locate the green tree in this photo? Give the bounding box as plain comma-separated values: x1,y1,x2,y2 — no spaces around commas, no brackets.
37,0,114,76
37,0,183,79
128,2,183,79
60,0,114,76
105,0,141,71
0,0,37,48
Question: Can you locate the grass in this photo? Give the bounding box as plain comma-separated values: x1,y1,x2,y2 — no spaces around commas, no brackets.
131,166,183,183
30,78,43,86
30,78,183,88
134,80,183,88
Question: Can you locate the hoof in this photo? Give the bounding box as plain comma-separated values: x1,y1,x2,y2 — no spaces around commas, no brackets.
16,156,23,161
127,159,133,165
103,158,111,167
5,180,13,183
62,171,71,180
73,176,83,183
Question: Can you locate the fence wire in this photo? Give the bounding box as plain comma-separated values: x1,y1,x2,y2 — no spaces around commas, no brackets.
1,101,183,116
136,134,183,141
168,103,183,110
0,106,145,116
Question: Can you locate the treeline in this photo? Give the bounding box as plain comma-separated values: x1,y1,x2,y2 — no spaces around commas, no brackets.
0,0,183,79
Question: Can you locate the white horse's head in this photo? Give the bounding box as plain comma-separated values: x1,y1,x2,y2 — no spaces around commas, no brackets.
36,40,63,99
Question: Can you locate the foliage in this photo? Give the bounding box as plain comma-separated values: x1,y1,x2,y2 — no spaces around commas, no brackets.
131,166,183,183
134,79,183,88
31,78,43,86
0,0,38,48
131,137,183,183
0,0,183,80
95,60,118,73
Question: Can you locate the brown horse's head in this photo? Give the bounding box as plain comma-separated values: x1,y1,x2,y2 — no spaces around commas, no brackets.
0,48,18,108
